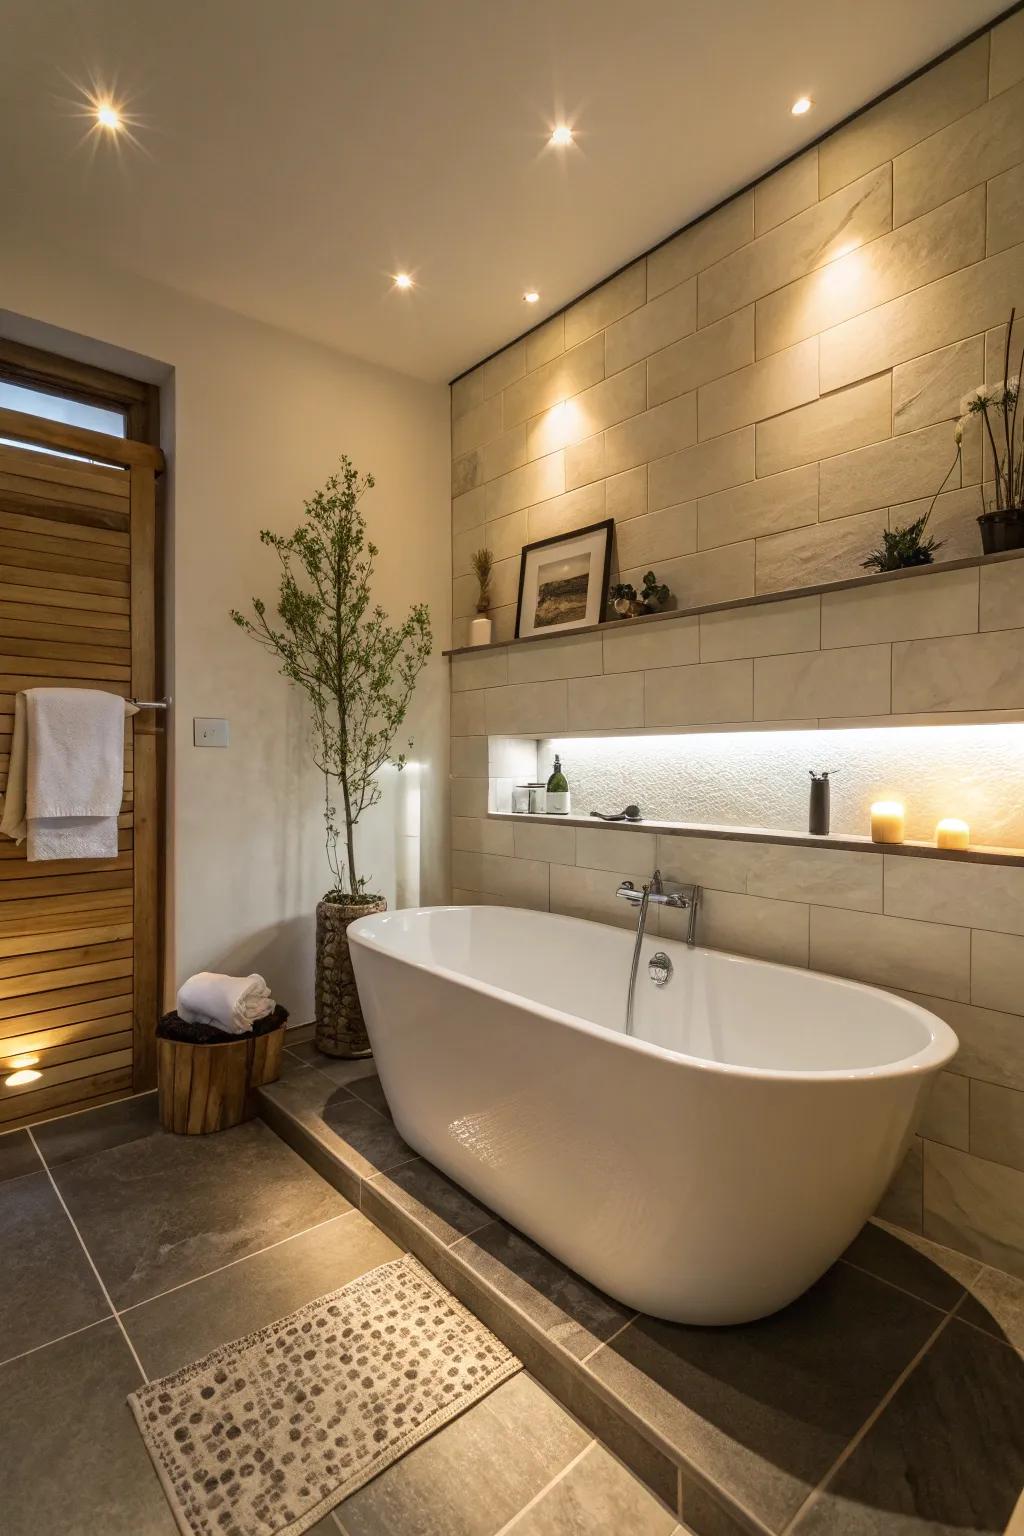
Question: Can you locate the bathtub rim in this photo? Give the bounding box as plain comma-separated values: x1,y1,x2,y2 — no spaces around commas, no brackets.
347,904,958,1086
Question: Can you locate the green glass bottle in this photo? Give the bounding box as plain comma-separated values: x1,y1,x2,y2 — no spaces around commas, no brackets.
546,755,570,815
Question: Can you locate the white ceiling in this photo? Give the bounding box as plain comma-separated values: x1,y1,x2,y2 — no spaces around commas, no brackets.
0,0,1007,383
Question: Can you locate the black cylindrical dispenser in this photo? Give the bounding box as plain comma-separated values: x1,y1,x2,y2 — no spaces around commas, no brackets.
809,771,832,836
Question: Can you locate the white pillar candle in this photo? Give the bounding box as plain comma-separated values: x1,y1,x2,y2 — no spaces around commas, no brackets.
870,801,905,844
935,818,970,851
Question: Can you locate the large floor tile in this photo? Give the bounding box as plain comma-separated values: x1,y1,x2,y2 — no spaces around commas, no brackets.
51,1117,351,1308
790,1319,1024,1535
839,1219,980,1311
33,1091,161,1168
0,1126,42,1183
320,1092,417,1177
339,1373,589,1536
363,1158,494,1247
0,1319,177,1535
959,1264,1024,1352
0,1171,108,1363
288,1039,379,1087
509,1441,677,1535
587,1263,941,1532
123,1209,401,1377
346,1073,391,1116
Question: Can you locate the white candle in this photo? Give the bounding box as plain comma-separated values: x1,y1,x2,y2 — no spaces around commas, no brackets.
870,801,905,844
935,817,970,851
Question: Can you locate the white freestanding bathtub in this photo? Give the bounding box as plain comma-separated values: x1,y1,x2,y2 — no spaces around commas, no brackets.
347,904,957,1324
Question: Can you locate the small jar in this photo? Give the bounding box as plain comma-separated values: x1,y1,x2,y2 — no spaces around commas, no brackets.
511,785,531,815
528,783,548,814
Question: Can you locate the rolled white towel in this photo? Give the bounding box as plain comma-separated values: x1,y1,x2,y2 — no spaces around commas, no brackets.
176,972,274,1036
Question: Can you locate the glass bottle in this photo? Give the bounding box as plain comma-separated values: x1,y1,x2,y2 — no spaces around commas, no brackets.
546,755,570,816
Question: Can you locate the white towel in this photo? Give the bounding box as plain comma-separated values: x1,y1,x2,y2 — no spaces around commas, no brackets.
0,689,135,861
176,972,275,1036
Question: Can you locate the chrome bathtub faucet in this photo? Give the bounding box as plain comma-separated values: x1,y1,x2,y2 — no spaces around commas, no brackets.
616,870,701,1036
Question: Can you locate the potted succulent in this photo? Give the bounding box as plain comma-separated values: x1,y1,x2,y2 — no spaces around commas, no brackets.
232,457,432,1057
862,512,943,572
469,548,493,645
953,307,1023,554
609,571,672,618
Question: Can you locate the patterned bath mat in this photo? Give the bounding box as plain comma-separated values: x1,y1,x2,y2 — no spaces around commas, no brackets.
129,1254,521,1536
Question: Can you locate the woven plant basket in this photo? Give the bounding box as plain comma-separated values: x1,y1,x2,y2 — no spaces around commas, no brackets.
314,897,386,1058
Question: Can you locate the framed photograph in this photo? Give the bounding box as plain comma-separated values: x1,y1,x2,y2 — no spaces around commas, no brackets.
514,519,614,639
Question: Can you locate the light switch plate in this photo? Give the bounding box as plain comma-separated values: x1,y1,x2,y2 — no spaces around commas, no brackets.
194,717,229,748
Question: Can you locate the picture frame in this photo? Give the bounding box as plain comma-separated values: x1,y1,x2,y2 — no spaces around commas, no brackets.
514,519,614,639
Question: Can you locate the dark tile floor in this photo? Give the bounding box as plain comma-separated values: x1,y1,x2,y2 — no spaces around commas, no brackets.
0,1069,677,1536
259,1046,1024,1536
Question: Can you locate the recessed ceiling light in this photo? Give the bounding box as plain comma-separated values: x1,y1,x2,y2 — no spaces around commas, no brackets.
95,102,122,130
523,290,540,304
5,1068,41,1087
790,96,813,116
393,272,413,290
549,125,574,147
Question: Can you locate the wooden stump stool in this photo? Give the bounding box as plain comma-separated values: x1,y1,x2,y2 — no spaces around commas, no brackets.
157,1022,285,1134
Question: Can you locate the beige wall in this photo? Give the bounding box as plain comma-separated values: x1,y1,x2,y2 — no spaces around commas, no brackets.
449,11,1024,646
2,242,451,1023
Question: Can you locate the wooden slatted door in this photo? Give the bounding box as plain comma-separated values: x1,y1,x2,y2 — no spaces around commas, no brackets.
0,404,162,1131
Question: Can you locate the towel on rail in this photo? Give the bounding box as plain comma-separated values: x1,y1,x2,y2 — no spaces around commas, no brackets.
176,972,275,1036
0,688,136,860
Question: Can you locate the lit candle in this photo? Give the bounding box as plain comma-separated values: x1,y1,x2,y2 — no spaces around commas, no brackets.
935,818,970,851
870,801,905,844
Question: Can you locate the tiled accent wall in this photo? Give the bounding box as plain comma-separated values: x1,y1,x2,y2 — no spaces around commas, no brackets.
449,12,1024,647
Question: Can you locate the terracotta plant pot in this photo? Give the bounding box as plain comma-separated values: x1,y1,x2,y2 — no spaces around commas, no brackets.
978,508,1024,554
314,896,386,1057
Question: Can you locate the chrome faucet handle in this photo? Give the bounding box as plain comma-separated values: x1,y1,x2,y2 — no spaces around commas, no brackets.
616,879,645,906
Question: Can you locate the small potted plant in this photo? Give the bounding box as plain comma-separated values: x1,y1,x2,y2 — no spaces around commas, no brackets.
862,512,943,572
637,571,670,613
609,571,672,618
470,548,493,645
952,307,1023,553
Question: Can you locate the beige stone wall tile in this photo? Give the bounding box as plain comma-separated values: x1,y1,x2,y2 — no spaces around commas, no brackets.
649,426,755,510
480,423,528,484
755,375,891,477
525,364,646,461
894,78,1024,227
820,421,958,522
452,451,482,499
564,433,606,491
489,605,517,645
483,507,529,566
632,542,754,611
451,816,515,856
450,689,485,736
452,483,486,535
575,824,658,873
452,524,477,579
698,337,819,441
980,558,1024,631
919,1072,970,1150
451,647,508,692
754,149,818,235
549,860,646,929
564,261,646,348
700,593,819,662
450,735,488,778
755,187,986,360
644,658,753,727
971,1081,1024,1172
892,629,1024,713
754,643,891,720
900,989,1024,1092
526,314,565,371
484,679,567,734
972,928,1024,1014
698,463,818,550
484,451,564,520
605,279,697,375
891,486,988,562
821,566,979,649
691,888,809,967
450,778,489,818
450,849,548,908
698,167,892,328
809,905,971,1001
648,308,755,406
892,336,986,435
507,632,603,685
923,1139,1024,1277
820,244,1024,393
452,393,502,459
647,193,753,299
746,843,883,913
884,854,1024,938
987,161,1024,255
603,615,699,673
513,820,576,865
613,502,697,570
451,370,485,422
819,39,989,196
527,482,606,542
604,393,697,477
502,335,605,429
755,508,887,593
567,671,645,731
479,342,527,401
656,833,752,894
606,465,648,522
990,7,1024,97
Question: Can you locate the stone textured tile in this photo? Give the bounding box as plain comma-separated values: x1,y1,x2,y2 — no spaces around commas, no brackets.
451,369,485,422
972,928,1024,1016
362,1157,494,1249
892,628,1024,714
606,465,648,521
755,148,818,235
606,279,697,375
603,615,699,673
452,816,515,856
453,553,519,619
564,261,646,347
503,336,605,430
649,308,755,406
820,421,958,522
452,483,486,535
635,542,755,611
286,1042,379,1088
700,594,819,662
604,394,697,477
884,854,1024,939
755,186,986,359
820,566,979,648
480,341,528,400
698,167,892,328
980,557,1024,631
745,843,883,913
513,820,575,864
451,778,489,819
588,1263,939,1532
0,1127,40,1184
526,364,646,460
550,862,650,928
790,1318,1024,1536
901,484,989,561
507,633,603,685
479,507,528,568
691,887,809,966
971,1080,1024,1172
644,658,753,728
841,1218,979,1309
568,672,645,731
899,989,1024,1094
33,1089,161,1167
990,6,1024,96
754,644,891,721
450,850,549,908
512,1441,676,1535
919,1069,970,1150
893,334,986,434
564,432,607,490
483,451,565,521
876,1137,924,1232
809,906,971,1002
818,38,989,196
894,77,1024,226
480,422,529,484
656,833,754,895
698,462,818,551
526,313,565,371
484,680,568,735
527,480,607,541
988,159,1024,256
649,427,755,510
755,508,887,594
924,1139,1024,1278
614,501,697,569
452,394,502,459
698,338,819,441
755,374,891,477
575,824,658,873
451,735,488,778
0,1171,108,1363
451,647,507,692
961,1264,1024,1351
648,193,753,299
451,450,481,499
316,1092,417,1181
